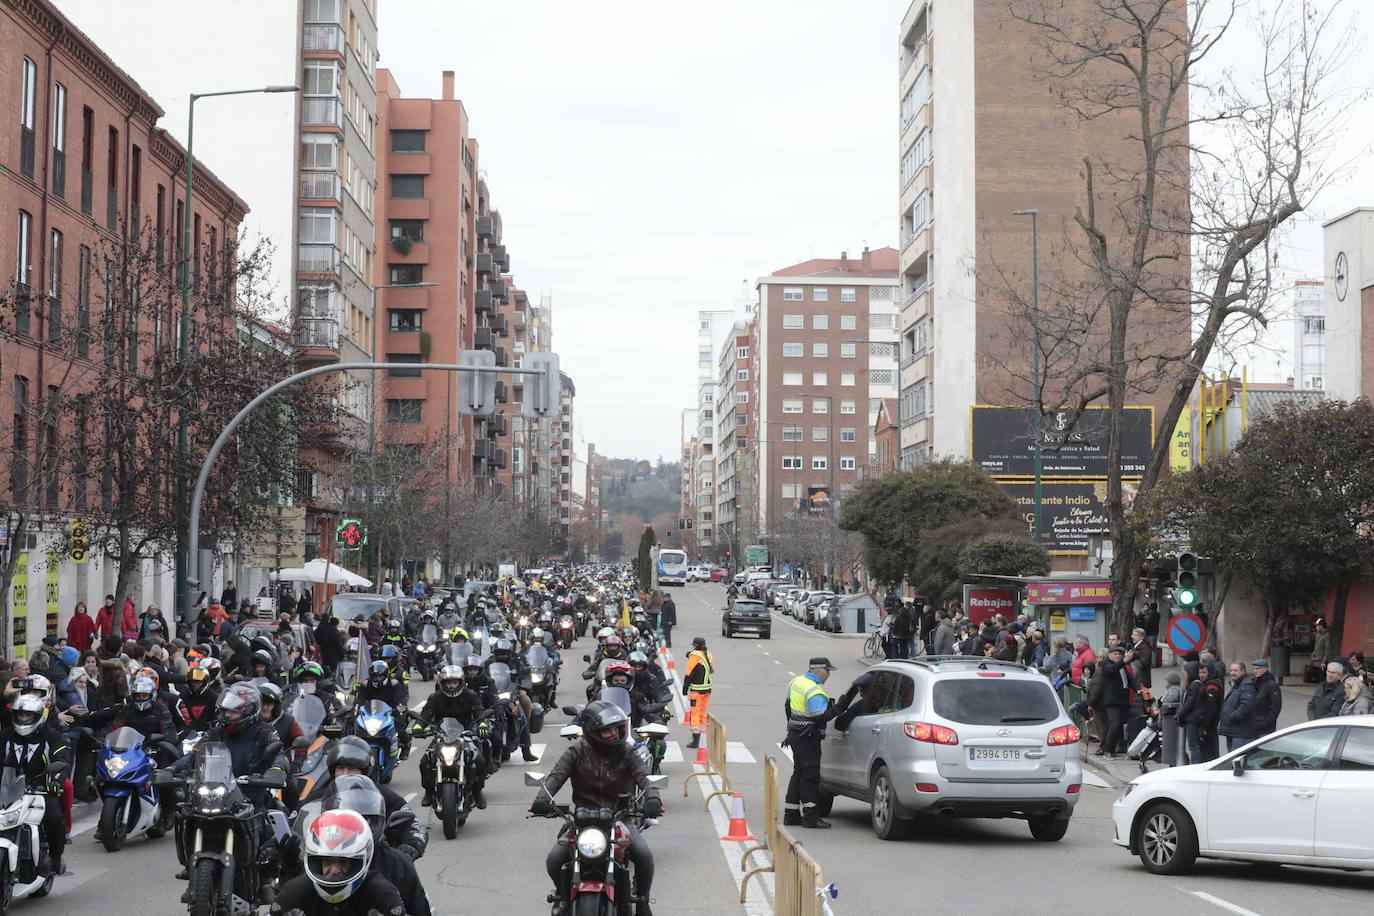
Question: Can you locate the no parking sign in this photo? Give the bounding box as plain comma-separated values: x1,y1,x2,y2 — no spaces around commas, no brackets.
1165,613,1207,655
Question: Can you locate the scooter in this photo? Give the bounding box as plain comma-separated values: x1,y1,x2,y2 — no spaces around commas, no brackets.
94,726,170,851
0,766,58,907
412,624,445,682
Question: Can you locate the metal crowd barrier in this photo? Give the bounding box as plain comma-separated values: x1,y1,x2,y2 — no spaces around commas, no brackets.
740,755,830,915
682,713,732,809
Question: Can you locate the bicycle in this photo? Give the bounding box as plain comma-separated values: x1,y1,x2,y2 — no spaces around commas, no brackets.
863,625,886,661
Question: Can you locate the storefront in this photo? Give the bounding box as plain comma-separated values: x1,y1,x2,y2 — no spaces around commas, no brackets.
1024,578,1113,650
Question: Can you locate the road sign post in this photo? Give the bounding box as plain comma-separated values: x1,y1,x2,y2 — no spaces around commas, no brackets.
1165,613,1207,656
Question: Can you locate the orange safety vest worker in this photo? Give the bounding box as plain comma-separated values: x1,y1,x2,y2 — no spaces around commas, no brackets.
683,638,714,747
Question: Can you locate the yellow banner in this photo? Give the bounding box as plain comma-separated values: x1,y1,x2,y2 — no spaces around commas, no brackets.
11,553,28,655
620,599,630,629
1170,409,1193,472
45,553,59,637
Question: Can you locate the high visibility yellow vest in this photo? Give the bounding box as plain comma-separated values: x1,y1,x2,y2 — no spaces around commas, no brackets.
687,649,713,691
788,674,828,724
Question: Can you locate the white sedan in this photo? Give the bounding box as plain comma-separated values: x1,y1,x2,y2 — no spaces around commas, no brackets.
1112,716,1374,875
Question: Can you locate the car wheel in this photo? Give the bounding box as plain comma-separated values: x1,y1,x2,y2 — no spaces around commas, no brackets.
1135,802,1198,875
1028,813,1070,841
869,766,911,840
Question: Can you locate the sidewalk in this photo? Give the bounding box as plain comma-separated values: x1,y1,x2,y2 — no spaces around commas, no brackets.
1082,670,1318,787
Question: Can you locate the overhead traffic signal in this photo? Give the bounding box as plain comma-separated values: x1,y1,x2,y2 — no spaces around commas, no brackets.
686,519,693,530
1174,553,1200,608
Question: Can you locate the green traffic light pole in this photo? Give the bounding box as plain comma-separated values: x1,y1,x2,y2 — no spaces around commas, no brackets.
184,360,549,605
175,84,298,622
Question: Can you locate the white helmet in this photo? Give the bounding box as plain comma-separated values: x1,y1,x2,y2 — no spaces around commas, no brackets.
11,694,48,737
596,627,615,641
130,677,157,712
531,627,546,641
302,808,374,903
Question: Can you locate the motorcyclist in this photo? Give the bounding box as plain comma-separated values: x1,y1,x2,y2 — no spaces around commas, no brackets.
353,660,411,761
301,738,428,861
532,700,661,916
377,620,407,664
291,661,343,721
182,662,221,731
137,665,192,738
247,648,286,686
415,665,488,809
588,633,627,670
270,807,406,916
258,682,306,754
1,694,70,876
84,675,179,760
484,639,537,762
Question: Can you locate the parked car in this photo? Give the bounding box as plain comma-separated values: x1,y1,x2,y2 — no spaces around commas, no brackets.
1111,716,1374,875
787,590,810,619
803,591,835,626
709,567,729,583
322,593,402,622
764,582,794,609
721,599,771,639
820,657,1082,841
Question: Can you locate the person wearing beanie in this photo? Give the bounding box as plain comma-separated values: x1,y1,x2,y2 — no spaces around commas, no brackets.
1159,671,1184,766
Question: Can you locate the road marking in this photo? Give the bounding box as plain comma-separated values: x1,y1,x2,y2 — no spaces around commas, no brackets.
1181,890,1261,916
787,671,796,677
404,791,417,803
775,742,793,761
725,741,756,764
1082,770,1112,789
662,740,684,764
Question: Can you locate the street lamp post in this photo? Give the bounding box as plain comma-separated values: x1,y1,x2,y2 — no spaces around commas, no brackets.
1013,208,1043,545
175,84,298,621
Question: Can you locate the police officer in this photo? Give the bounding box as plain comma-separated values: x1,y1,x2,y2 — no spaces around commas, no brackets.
782,657,839,829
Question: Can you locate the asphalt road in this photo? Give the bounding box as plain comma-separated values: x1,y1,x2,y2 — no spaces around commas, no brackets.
41,583,1374,915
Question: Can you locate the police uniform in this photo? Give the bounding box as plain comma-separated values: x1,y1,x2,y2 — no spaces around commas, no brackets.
783,657,838,828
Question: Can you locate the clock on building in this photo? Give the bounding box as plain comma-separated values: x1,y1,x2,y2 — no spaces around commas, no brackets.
1335,251,1349,302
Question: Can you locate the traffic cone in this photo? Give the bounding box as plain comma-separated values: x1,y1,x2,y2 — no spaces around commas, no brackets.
719,793,757,842
682,695,693,726
692,729,709,766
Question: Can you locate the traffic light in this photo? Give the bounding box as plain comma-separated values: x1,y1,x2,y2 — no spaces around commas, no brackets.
686,519,693,530
1174,553,1200,608
457,349,497,416
678,517,686,530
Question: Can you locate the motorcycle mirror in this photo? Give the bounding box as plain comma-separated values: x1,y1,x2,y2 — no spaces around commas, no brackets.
561,705,580,716
260,740,284,768
524,771,546,786
159,741,183,761
645,774,668,789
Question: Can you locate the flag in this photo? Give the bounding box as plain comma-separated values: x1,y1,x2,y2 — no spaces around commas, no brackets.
620,598,630,629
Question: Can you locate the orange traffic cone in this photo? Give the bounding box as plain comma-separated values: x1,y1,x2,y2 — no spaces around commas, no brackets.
692,730,709,766
665,655,676,672
719,793,757,842
681,696,693,726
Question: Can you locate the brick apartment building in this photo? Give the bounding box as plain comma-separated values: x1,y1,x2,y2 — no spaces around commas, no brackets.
713,323,752,561
1,0,247,654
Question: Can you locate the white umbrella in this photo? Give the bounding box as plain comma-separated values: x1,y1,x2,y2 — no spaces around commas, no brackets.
276,558,372,588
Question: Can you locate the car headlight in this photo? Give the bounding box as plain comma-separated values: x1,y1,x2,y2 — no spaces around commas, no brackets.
365,718,384,736
105,756,129,778
576,827,609,858
439,746,459,766
1117,782,1138,803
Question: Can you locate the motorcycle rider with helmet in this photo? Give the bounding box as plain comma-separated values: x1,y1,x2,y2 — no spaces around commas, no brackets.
270,807,406,916
353,660,411,761
377,620,407,664
291,661,343,721
301,738,428,863
1,693,70,876
532,700,661,916
415,665,488,809
182,661,222,731
83,675,179,768
484,639,537,762
258,683,306,752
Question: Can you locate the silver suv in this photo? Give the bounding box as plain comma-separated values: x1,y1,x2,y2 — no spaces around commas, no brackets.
818,657,1082,841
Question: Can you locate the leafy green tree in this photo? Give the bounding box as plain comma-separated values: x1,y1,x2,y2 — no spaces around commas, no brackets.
839,460,1023,588
1133,400,1374,652
958,534,1051,585
636,526,657,592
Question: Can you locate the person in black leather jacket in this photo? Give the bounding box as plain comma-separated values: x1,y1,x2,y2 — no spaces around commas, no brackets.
353,661,411,760
416,666,489,809
533,701,661,916
0,695,69,875
84,675,178,761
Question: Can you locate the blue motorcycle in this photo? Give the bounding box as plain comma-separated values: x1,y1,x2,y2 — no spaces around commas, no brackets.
95,726,168,851
352,700,399,784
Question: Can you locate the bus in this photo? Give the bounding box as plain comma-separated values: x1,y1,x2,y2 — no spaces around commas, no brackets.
656,548,689,586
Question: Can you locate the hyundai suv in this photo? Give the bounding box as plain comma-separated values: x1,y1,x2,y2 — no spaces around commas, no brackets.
818,657,1082,841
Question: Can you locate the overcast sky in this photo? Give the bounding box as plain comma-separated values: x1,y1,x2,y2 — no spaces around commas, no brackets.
52,0,1373,458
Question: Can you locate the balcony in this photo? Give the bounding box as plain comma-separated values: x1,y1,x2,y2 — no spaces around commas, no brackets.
475,251,495,276
474,289,494,312
489,279,508,302
298,243,340,274
492,448,508,469
302,97,343,127
494,380,508,403
303,22,345,52
474,326,495,349
299,171,341,201
19,126,34,179
513,309,527,329
51,150,65,198
492,244,509,271
476,215,500,243
488,313,508,336
474,439,495,460
494,346,508,367
295,315,339,350
487,414,508,436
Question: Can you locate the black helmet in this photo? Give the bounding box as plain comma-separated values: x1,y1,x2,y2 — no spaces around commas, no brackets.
252,648,276,669
251,636,277,656
493,638,513,660
327,735,373,775
581,700,629,755
692,636,707,650
217,684,262,734
368,660,389,685
258,682,283,724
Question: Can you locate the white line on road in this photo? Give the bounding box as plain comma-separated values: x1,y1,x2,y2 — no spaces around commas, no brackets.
1082,770,1113,789
773,659,781,665
775,742,793,762
1181,890,1261,916
404,791,417,803
787,671,796,677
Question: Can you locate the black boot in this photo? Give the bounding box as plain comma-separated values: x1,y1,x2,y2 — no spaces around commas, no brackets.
783,810,803,827
636,894,654,916
687,734,700,749
472,787,487,810
802,816,832,829
421,790,434,807
522,746,538,762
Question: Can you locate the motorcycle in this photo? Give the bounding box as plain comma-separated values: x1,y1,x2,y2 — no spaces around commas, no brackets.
525,643,559,714
488,662,523,762
514,615,533,646
155,741,288,916
0,766,58,906
526,770,667,916
352,699,400,784
416,716,481,840
413,624,445,682
555,615,577,650
94,726,169,851
288,694,329,805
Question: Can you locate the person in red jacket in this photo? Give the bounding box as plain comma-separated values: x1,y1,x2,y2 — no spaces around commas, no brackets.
94,595,118,639
1071,634,1097,686
66,602,97,652
120,598,138,640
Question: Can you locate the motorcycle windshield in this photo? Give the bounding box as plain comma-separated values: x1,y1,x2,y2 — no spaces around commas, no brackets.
193,742,237,787
599,686,633,718
438,717,466,743
448,644,475,667
488,662,513,692
526,645,549,670
362,700,393,719
107,726,146,753
0,768,25,808
292,695,327,741
420,625,439,645
560,616,574,626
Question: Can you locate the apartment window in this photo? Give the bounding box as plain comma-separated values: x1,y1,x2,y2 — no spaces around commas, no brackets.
736,414,746,427
387,354,422,377
305,0,341,20
782,287,803,301
813,315,828,330
812,456,828,470
812,371,827,385
812,399,828,413
782,314,803,329
840,289,856,304
901,128,931,186
812,342,828,358
840,343,856,358
736,346,749,359
385,221,424,245
389,309,422,332
871,369,895,386
75,244,90,356
840,372,857,387
1303,316,1326,334
782,399,803,413
782,426,803,442
14,211,32,336
781,456,802,470
301,133,338,169
813,287,828,301
812,427,828,442
79,106,93,213
391,174,425,198
50,82,67,195
840,399,856,414
736,369,749,382
781,483,802,499
783,371,803,386
698,349,711,362
19,58,37,178
840,428,856,442
303,60,338,95
386,398,422,423
736,392,748,404
1308,376,1323,389
701,409,713,420
699,319,711,330
299,207,337,244
46,229,62,343
11,376,29,498
390,129,426,153
782,342,803,357
840,456,857,471
389,264,423,284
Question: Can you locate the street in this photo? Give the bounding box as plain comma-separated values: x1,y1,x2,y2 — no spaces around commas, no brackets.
41,582,1374,916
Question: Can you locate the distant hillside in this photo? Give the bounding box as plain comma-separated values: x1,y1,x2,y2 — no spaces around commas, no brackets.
603,458,680,523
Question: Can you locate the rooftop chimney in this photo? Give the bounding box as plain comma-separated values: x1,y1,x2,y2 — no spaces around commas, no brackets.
840,251,849,270
861,245,872,274
442,70,455,101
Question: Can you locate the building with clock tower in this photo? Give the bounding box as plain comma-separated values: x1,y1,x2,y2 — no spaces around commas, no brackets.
1322,207,1374,402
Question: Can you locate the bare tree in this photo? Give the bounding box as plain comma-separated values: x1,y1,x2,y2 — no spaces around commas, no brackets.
991,0,1356,630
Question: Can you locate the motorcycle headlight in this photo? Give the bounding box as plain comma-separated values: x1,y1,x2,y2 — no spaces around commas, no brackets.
532,672,544,684
439,746,459,766
576,827,609,859
423,644,435,652
498,691,512,701
196,785,227,798
0,809,21,830
365,718,384,736
104,756,129,777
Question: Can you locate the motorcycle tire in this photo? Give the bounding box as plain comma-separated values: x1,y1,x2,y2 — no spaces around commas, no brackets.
440,783,460,840
575,893,610,916
99,796,129,852
0,861,11,913
189,858,219,916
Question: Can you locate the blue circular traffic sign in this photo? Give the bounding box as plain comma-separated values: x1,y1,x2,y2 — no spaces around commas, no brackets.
1166,613,1206,654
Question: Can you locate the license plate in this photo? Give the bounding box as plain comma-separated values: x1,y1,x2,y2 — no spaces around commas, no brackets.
969,747,1022,761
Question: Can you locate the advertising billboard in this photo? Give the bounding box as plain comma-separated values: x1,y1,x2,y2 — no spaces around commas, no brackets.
971,406,1153,479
